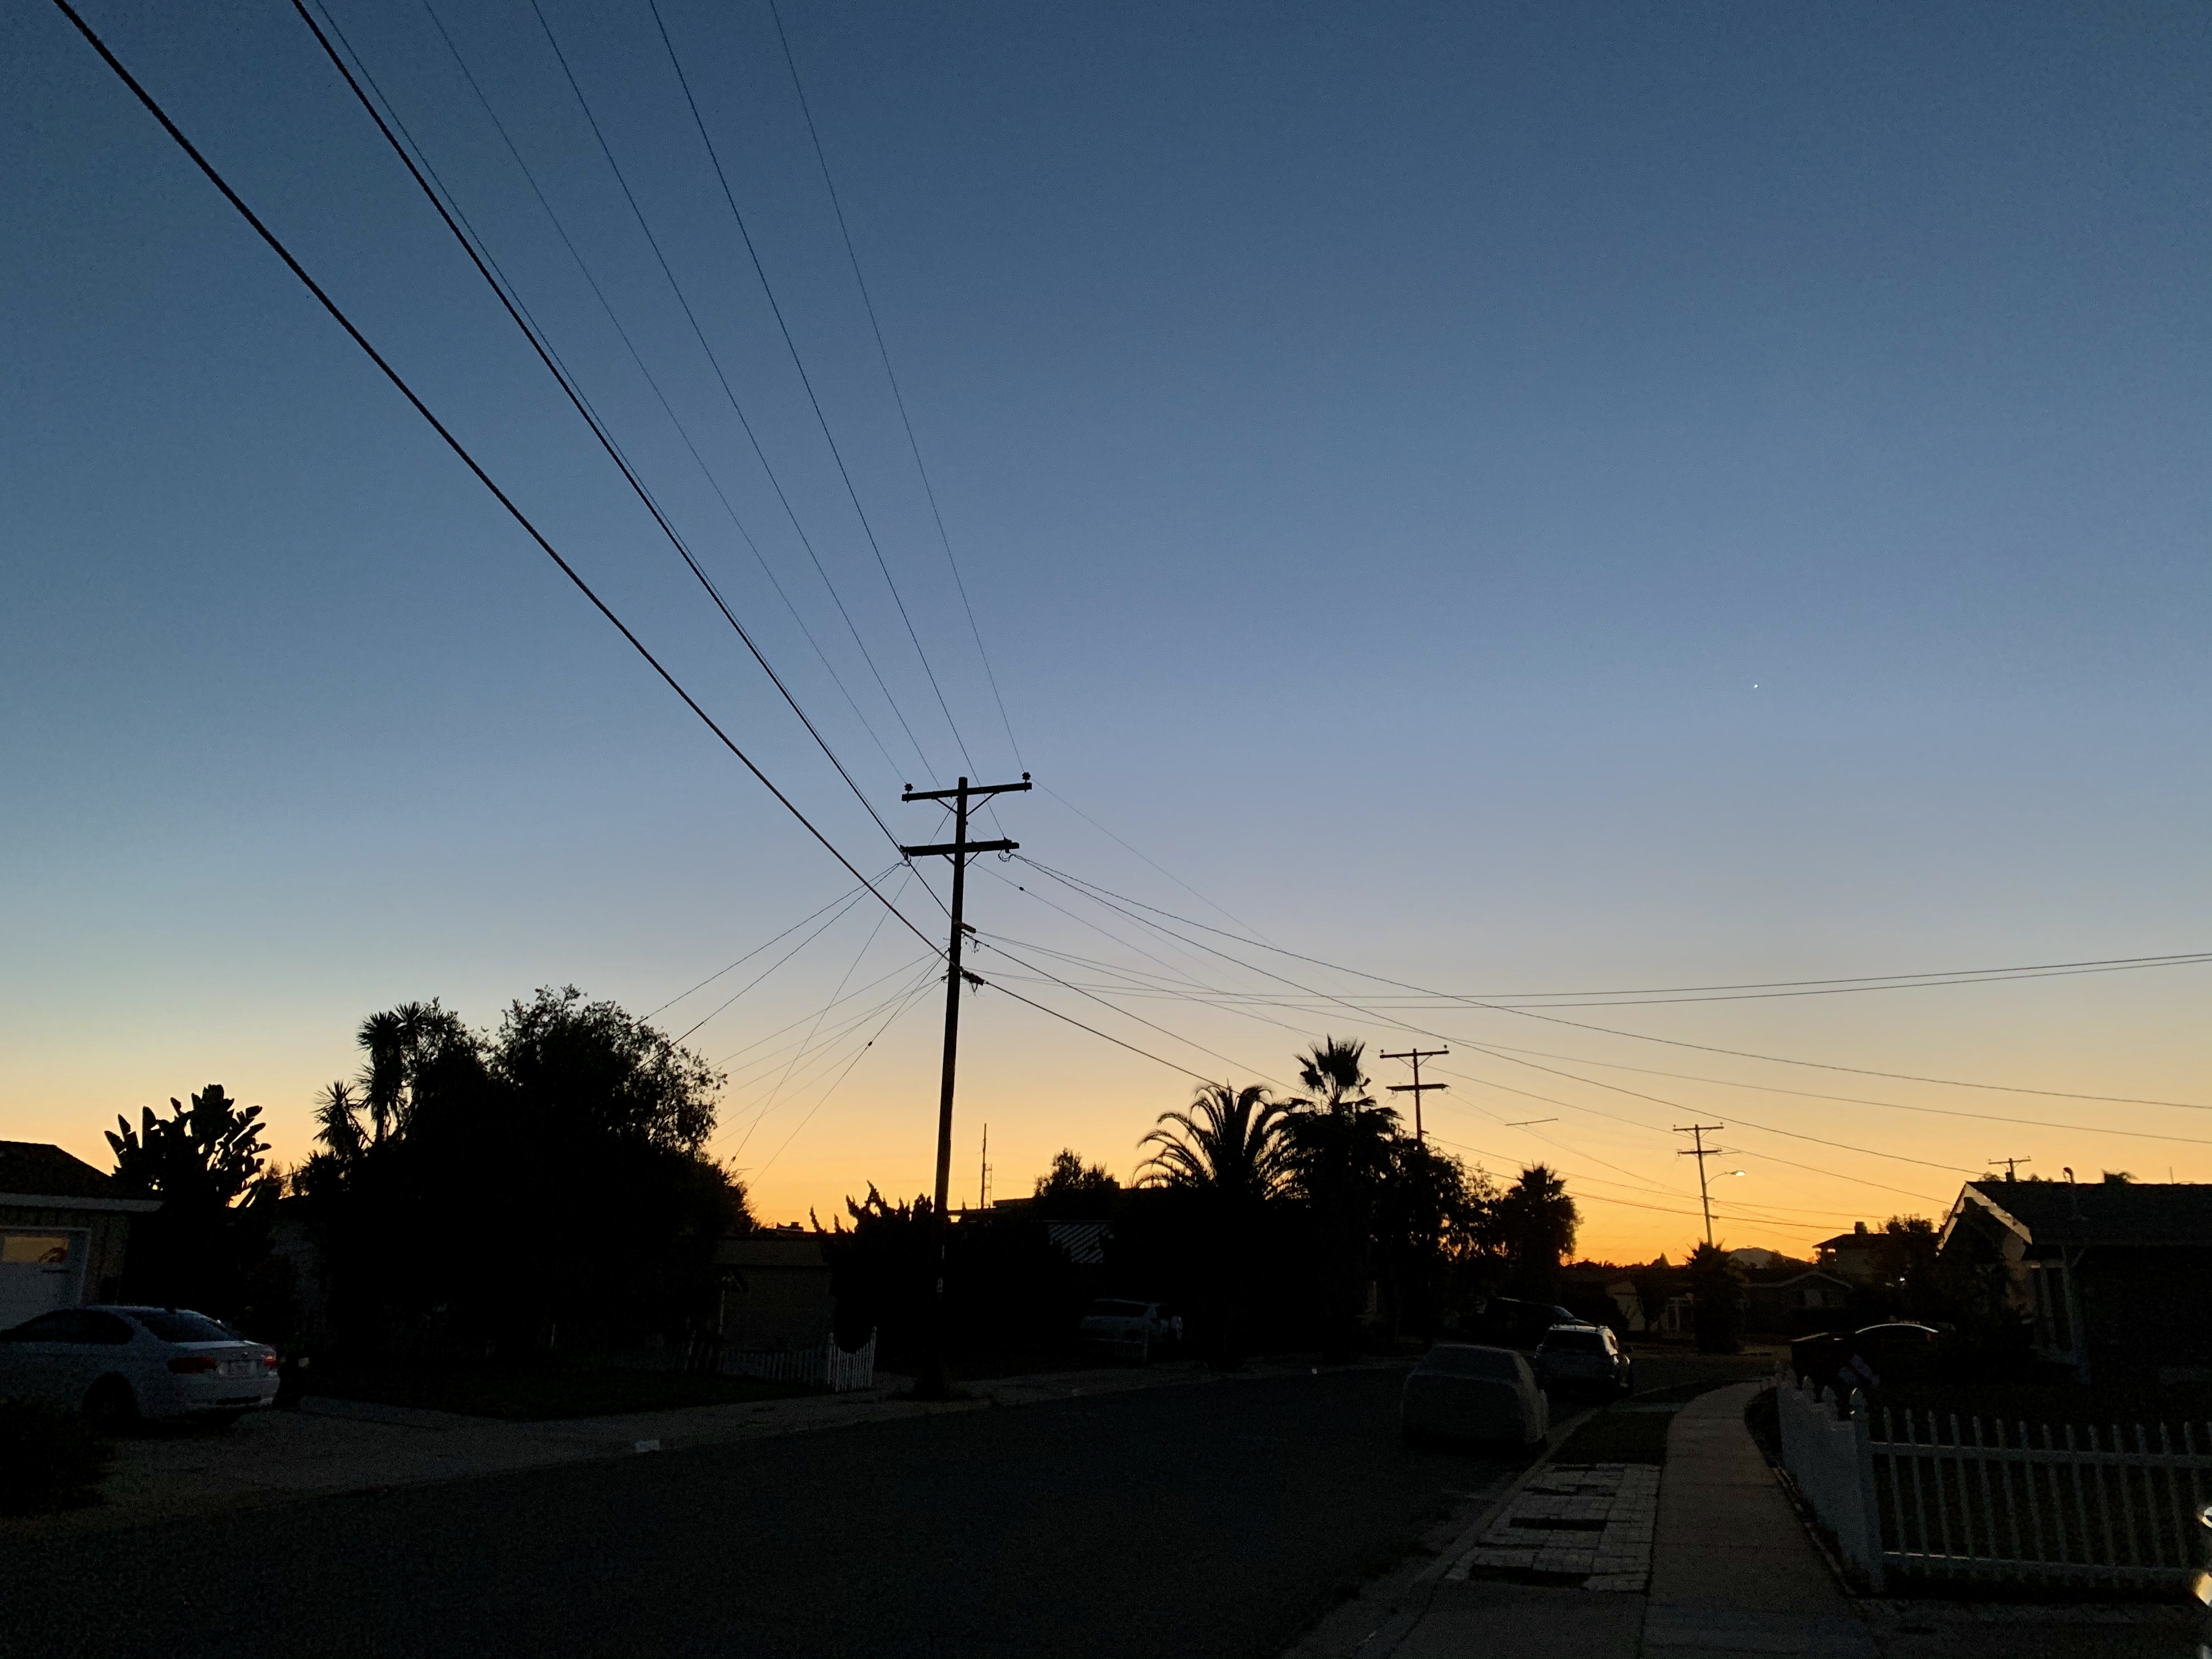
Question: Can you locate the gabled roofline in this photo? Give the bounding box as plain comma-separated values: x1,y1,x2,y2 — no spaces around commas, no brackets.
1938,1182,2025,1254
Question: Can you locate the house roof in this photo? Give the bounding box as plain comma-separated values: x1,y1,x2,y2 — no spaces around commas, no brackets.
1950,1180,2212,1249
1814,1233,1875,1251
1742,1267,1852,1289
0,1141,115,1200
714,1236,829,1271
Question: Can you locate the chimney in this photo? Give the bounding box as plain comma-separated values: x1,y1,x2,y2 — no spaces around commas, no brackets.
1853,1221,1868,1235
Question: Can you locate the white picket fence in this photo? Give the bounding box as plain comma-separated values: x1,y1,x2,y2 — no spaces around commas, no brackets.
720,1333,876,1393
1775,1370,2212,1593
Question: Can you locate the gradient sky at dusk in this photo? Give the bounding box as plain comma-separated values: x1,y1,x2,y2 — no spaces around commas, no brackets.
4,1,2206,1261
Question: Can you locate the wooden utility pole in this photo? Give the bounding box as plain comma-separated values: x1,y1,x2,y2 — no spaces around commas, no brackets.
1674,1124,1727,1248
901,772,1029,1395
1988,1155,2032,1182
1379,1046,1448,1139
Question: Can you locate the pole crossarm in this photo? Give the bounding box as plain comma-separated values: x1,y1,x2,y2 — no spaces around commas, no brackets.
1380,1046,1449,1139
1673,1122,1728,1248
900,838,1017,859
902,777,1030,804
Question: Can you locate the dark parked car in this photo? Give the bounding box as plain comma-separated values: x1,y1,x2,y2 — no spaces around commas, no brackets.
1534,1323,1634,1397
1791,1322,1942,1393
1462,1297,1581,1352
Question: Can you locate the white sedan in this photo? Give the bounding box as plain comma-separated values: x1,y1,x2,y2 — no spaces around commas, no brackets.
1402,1342,1550,1450
0,1305,279,1425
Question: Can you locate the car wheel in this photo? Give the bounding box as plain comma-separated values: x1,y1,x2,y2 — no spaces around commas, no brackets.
84,1376,138,1431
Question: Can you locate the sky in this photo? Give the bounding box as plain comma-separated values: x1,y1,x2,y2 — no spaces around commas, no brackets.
3,0,2206,1263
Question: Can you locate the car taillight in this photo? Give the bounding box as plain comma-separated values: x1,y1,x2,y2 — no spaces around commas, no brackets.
168,1355,220,1374
262,1353,280,1369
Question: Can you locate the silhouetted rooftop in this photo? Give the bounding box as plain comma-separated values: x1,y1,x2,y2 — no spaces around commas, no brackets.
0,1141,114,1199
1960,1180,2212,1248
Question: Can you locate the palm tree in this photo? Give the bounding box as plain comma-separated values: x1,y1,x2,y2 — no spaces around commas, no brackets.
1492,1164,1579,1299
1138,1082,1292,1204
1137,1082,1290,1368
1280,1038,1401,1358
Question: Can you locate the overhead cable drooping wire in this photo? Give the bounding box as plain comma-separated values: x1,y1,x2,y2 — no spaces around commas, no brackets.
520,0,940,778
645,870,891,1018
405,0,916,785
291,0,911,857
1017,858,2209,1109
648,0,980,778
764,0,1023,772
44,0,936,957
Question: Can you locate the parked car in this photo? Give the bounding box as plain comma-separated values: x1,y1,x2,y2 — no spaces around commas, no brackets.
1077,1299,1180,1364
1402,1342,1549,1450
1534,1323,1634,1397
1790,1322,1943,1393
1462,1296,1582,1351
0,1305,278,1426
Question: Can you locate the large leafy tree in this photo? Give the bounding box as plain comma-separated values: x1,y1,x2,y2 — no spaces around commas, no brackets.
1372,1138,1494,1339
1031,1148,1121,1217
106,1085,278,1317
301,988,748,1356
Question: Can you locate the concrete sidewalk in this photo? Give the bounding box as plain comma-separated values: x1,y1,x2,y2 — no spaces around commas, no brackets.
1306,1380,1874,1659
1641,1380,1874,1658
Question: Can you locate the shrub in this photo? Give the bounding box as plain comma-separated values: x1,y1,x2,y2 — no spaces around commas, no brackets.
0,1400,112,1515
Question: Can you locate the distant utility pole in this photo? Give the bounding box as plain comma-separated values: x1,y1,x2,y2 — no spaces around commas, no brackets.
979,1124,992,1210
1989,1156,2032,1182
901,772,1029,1395
1674,1124,1728,1248
1379,1046,1448,1140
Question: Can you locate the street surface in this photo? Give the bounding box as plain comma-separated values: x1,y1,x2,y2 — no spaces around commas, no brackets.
3,1365,1499,1659
0,1348,1765,1659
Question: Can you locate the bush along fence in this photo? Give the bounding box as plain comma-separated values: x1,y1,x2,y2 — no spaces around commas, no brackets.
1776,1369,2212,1593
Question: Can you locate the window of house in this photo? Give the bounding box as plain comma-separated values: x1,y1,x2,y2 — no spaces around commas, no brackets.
0,1233,72,1266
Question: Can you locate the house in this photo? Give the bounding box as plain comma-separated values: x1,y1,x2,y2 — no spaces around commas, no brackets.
712,1233,837,1352
0,1141,160,1328
1740,1265,1855,1335
1814,1223,1882,1284
1937,1178,2212,1384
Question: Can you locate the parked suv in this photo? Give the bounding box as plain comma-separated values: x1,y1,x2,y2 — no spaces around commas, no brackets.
1533,1323,1634,1397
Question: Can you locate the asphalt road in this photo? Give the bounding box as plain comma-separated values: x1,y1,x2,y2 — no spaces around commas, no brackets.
1,1365,1516,1659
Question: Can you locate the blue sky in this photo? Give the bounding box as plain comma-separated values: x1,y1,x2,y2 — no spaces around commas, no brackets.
4,1,2205,1257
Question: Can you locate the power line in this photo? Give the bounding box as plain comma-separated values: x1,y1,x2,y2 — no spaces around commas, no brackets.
765,0,1023,772
648,0,981,780
645,870,887,1018
408,0,915,786
47,0,936,958
292,0,910,856
520,0,940,780
1017,858,2207,1108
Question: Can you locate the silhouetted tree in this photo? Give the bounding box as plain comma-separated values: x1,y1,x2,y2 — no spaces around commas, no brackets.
300,988,746,1356
1031,1148,1120,1217
1138,1082,1293,1364
105,1084,278,1317
1492,1165,1578,1301
1372,1138,1493,1339
1282,1038,1400,1357
1687,1240,1746,1353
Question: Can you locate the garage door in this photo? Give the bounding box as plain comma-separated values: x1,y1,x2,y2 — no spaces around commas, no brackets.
0,1231,86,1330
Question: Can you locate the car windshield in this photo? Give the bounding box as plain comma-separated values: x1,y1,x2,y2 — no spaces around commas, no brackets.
1542,1329,1606,1353
133,1310,239,1344
1087,1300,1148,1318
1420,1345,1520,1380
